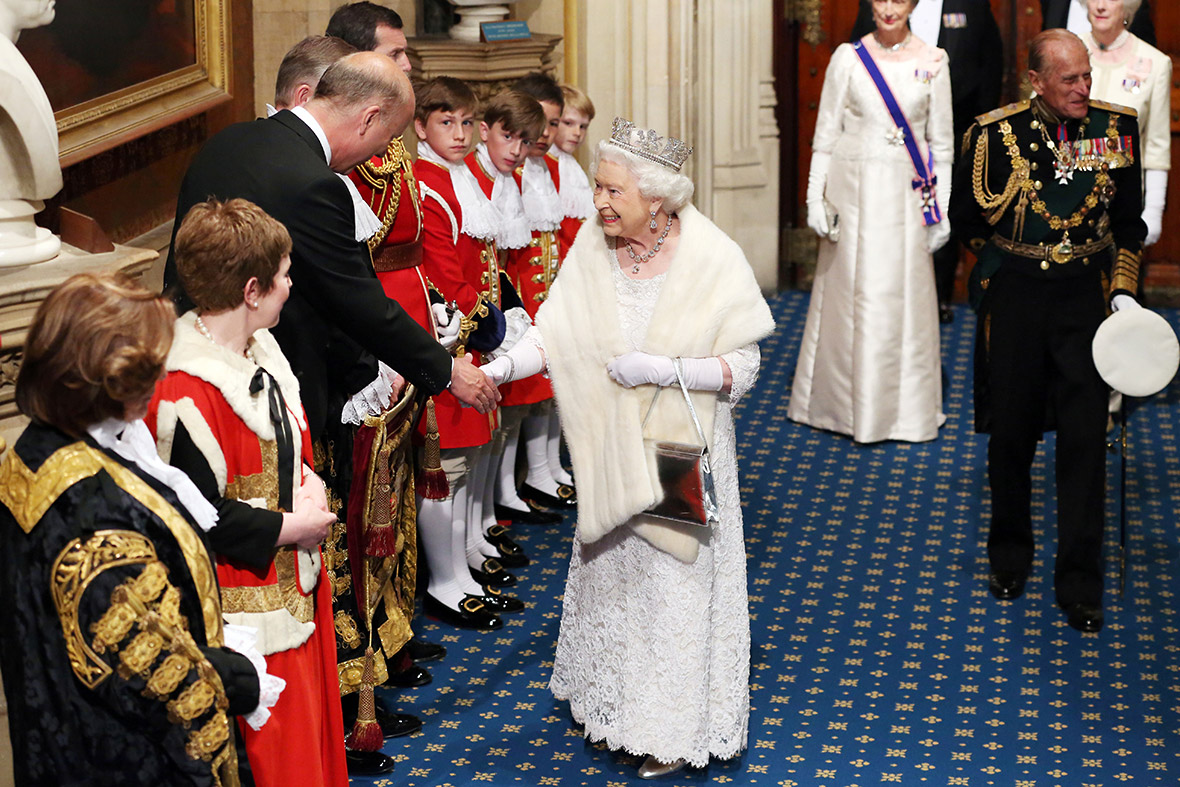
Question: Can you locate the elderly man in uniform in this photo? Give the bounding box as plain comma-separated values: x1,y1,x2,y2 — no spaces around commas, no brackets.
951,29,1146,633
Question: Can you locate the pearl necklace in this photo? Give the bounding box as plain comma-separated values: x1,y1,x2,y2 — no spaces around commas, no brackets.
872,30,911,52
195,314,258,365
621,214,674,274
1095,30,1130,52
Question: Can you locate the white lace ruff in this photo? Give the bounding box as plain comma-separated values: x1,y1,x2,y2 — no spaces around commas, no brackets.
548,260,757,767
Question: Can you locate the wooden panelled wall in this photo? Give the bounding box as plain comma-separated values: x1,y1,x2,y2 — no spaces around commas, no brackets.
777,1,1180,301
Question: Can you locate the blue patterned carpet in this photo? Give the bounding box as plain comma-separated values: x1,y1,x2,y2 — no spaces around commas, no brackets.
353,291,1180,786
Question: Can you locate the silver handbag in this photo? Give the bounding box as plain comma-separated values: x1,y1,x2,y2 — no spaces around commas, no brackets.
640,358,720,528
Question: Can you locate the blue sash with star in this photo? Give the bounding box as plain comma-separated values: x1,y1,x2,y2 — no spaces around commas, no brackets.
852,41,942,226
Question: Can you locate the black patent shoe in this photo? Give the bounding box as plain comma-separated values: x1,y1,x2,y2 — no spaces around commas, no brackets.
494,502,562,525
386,663,432,688
407,637,446,663
471,557,517,587
424,594,502,631
939,303,954,324
346,749,395,776
375,708,422,738
473,587,524,613
1062,602,1103,633
519,482,577,509
988,570,1027,601
486,525,529,567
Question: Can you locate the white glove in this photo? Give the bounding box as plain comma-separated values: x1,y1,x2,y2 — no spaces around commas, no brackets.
927,219,952,253
1143,169,1167,247
606,352,725,391
432,303,461,350
481,330,546,385
1111,293,1141,312
806,151,833,239
487,307,532,359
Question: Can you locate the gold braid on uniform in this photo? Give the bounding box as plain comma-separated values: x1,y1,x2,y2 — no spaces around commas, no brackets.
53,530,234,767
1110,248,1141,296
972,122,1029,228
357,137,422,251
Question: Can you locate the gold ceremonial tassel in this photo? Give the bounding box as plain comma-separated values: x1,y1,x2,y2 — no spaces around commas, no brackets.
415,398,449,500
344,647,384,752
365,426,397,558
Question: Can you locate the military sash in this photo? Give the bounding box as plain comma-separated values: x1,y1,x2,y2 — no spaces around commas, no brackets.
852,41,943,226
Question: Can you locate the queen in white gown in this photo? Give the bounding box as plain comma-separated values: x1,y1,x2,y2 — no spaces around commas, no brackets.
481,119,774,778
788,10,953,444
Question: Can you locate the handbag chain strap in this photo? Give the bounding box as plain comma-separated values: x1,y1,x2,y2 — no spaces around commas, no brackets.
640,358,710,448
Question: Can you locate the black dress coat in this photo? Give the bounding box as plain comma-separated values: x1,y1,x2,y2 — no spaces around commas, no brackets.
0,423,260,786
1040,0,1155,46
165,110,453,440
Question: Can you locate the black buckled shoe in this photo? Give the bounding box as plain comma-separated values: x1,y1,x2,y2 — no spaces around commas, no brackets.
518,482,577,510
494,502,562,525
386,663,432,689
485,525,529,567
471,557,517,587
988,570,1027,601
939,303,954,324
474,587,525,614
1062,602,1103,633
424,594,502,631
346,749,395,776
407,637,446,663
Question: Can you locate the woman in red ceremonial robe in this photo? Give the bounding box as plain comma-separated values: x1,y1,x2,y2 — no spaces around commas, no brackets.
147,200,346,787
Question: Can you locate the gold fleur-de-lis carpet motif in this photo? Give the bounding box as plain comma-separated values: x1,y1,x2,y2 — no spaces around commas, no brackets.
352,293,1180,785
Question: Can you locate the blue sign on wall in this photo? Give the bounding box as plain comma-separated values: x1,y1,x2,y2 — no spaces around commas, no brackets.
480,20,532,42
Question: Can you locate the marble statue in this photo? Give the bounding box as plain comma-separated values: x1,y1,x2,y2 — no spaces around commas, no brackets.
0,0,62,267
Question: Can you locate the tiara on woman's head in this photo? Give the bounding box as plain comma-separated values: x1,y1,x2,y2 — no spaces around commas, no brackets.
607,117,693,172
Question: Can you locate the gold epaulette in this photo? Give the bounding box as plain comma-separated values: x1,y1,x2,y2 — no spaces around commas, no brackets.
976,100,1030,127
1089,98,1138,119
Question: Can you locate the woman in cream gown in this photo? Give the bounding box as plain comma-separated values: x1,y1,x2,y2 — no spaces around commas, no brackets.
1078,0,1170,247
789,0,953,443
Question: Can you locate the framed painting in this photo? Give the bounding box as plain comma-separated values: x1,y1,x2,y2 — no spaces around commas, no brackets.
16,0,232,167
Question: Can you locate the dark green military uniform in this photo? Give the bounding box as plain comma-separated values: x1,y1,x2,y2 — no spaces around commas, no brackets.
950,96,1146,609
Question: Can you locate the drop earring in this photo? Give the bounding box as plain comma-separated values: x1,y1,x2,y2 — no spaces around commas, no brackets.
649,210,658,231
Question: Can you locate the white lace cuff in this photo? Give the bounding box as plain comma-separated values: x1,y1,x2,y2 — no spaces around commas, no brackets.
223,623,286,731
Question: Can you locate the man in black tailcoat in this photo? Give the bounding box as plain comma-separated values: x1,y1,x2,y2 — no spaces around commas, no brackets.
852,0,1003,323
951,30,1146,633
165,51,499,443
1041,0,1155,45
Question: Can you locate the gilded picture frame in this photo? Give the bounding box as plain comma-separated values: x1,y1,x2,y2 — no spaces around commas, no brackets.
18,0,232,167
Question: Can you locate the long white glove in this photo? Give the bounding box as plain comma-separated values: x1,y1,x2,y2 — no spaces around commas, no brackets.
432,303,461,350
606,352,725,391
487,307,533,359
481,329,546,385
926,219,952,252
1112,293,1141,312
806,151,833,239
1143,169,1167,247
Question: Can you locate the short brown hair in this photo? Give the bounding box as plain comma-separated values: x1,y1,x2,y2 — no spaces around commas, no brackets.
512,72,563,109
16,273,175,437
274,35,356,108
482,91,546,145
560,85,595,121
414,76,478,124
174,199,292,313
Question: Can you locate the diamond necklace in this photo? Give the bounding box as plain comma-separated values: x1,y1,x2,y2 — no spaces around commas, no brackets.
622,214,674,274
872,30,911,52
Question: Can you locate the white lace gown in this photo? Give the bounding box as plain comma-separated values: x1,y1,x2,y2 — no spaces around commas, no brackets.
548,261,759,767
788,41,953,443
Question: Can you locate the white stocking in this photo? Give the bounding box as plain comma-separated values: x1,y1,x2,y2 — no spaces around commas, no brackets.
546,408,573,486
465,444,499,575
494,406,529,510
523,412,559,496
418,475,467,610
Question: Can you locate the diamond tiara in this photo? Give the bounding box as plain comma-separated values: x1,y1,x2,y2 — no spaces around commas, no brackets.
607,117,693,172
